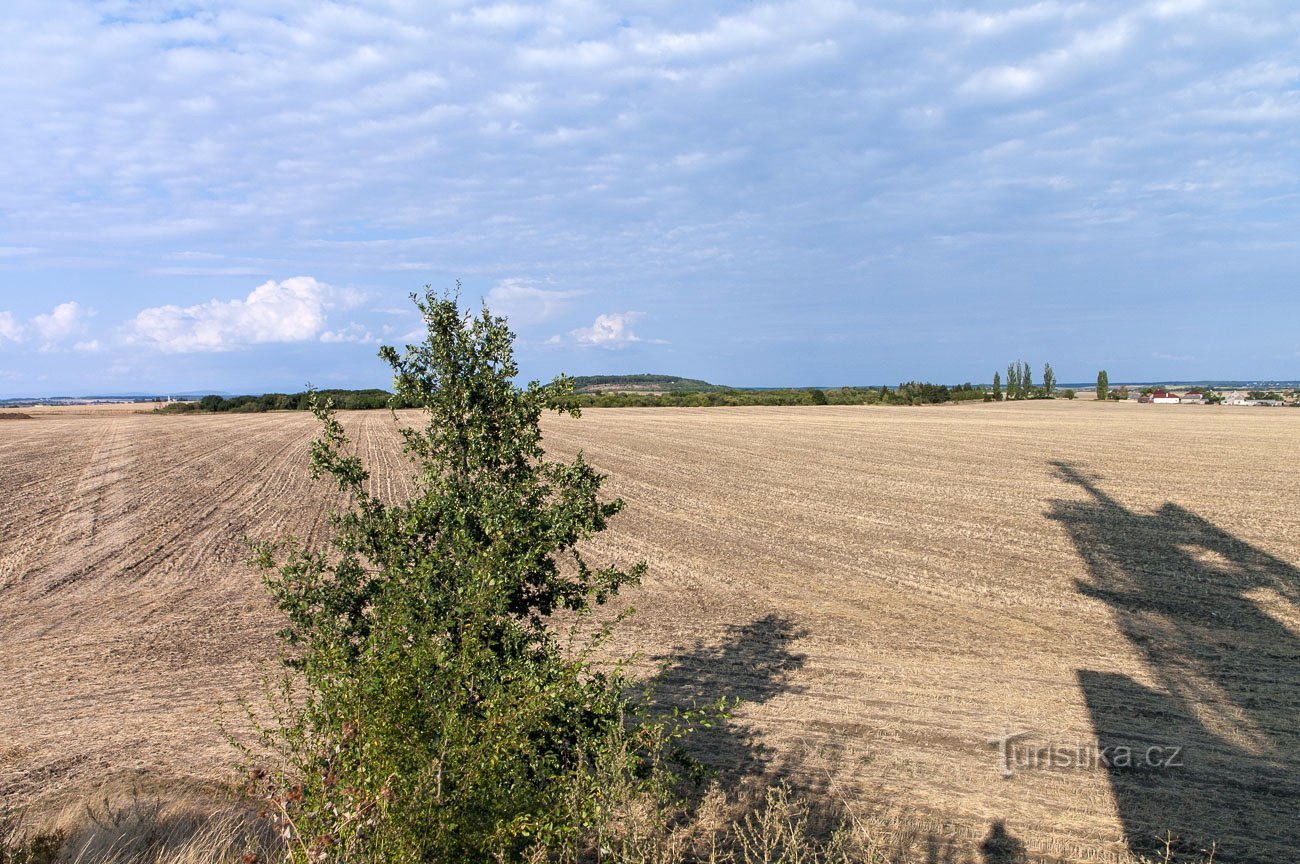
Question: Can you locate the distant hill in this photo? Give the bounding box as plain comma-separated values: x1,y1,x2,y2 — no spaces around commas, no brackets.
569,374,725,394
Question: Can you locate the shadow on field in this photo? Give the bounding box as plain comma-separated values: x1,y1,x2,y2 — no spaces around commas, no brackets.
647,615,1032,863
1049,461,1300,863
647,613,809,782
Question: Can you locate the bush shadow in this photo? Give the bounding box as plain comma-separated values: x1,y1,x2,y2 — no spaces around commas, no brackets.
645,613,810,783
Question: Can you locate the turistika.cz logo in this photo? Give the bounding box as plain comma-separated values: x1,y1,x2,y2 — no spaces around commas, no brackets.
987,728,1184,778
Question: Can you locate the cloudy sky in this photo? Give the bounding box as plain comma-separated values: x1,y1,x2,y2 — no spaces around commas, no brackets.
1,0,1298,395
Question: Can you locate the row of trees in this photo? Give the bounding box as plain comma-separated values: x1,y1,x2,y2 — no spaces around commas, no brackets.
572,381,978,408
159,389,421,413
998,366,1127,403
992,361,1057,400
163,372,1161,414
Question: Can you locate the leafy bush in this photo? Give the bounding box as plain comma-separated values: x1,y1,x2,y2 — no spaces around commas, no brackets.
245,290,659,862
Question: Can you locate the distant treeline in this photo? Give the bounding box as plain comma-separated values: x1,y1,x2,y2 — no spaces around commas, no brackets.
160,379,1049,414
573,382,987,407
158,389,419,413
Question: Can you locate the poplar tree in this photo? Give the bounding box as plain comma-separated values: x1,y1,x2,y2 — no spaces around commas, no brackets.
1097,369,1109,402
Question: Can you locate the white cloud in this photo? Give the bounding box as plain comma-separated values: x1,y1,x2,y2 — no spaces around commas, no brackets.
1149,0,1211,19
32,301,90,351
0,302,93,349
320,323,377,344
128,277,338,352
454,4,547,30
564,311,656,349
73,339,102,352
959,19,1134,100
484,279,582,324
0,312,22,343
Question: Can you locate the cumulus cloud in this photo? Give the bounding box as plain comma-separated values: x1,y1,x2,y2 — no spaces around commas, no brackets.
0,301,94,351
32,301,89,348
129,277,340,352
562,311,659,349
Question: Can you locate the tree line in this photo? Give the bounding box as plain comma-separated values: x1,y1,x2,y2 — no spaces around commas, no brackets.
991,360,1066,400
157,389,421,413
159,369,1139,413
161,382,1015,412
573,381,985,407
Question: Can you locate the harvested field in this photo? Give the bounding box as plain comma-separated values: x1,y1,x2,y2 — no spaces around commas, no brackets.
1,401,1298,862
15,402,167,416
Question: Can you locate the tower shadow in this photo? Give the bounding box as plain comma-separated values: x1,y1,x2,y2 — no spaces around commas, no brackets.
1048,461,1300,862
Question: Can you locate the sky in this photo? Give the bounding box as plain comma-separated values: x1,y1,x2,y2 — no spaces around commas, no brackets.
1,0,1298,396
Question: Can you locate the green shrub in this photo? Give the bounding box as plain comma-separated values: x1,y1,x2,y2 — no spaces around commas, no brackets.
244,289,660,862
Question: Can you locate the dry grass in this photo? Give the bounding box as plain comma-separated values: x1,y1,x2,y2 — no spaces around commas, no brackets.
1,401,1296,862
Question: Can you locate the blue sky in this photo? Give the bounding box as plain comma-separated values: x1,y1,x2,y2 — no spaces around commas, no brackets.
1,1,1298,396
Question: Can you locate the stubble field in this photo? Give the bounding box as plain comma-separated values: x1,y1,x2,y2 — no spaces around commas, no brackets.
1,401,1297,862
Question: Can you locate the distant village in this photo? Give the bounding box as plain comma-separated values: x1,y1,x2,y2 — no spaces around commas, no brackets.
1120,387,1298,407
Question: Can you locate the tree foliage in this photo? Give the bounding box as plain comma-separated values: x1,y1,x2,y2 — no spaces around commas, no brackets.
1097,370,1109,402
248,289,651,862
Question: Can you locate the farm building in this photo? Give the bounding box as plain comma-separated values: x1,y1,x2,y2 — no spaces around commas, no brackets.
1180,391,1206,404
1140,390,1182,404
